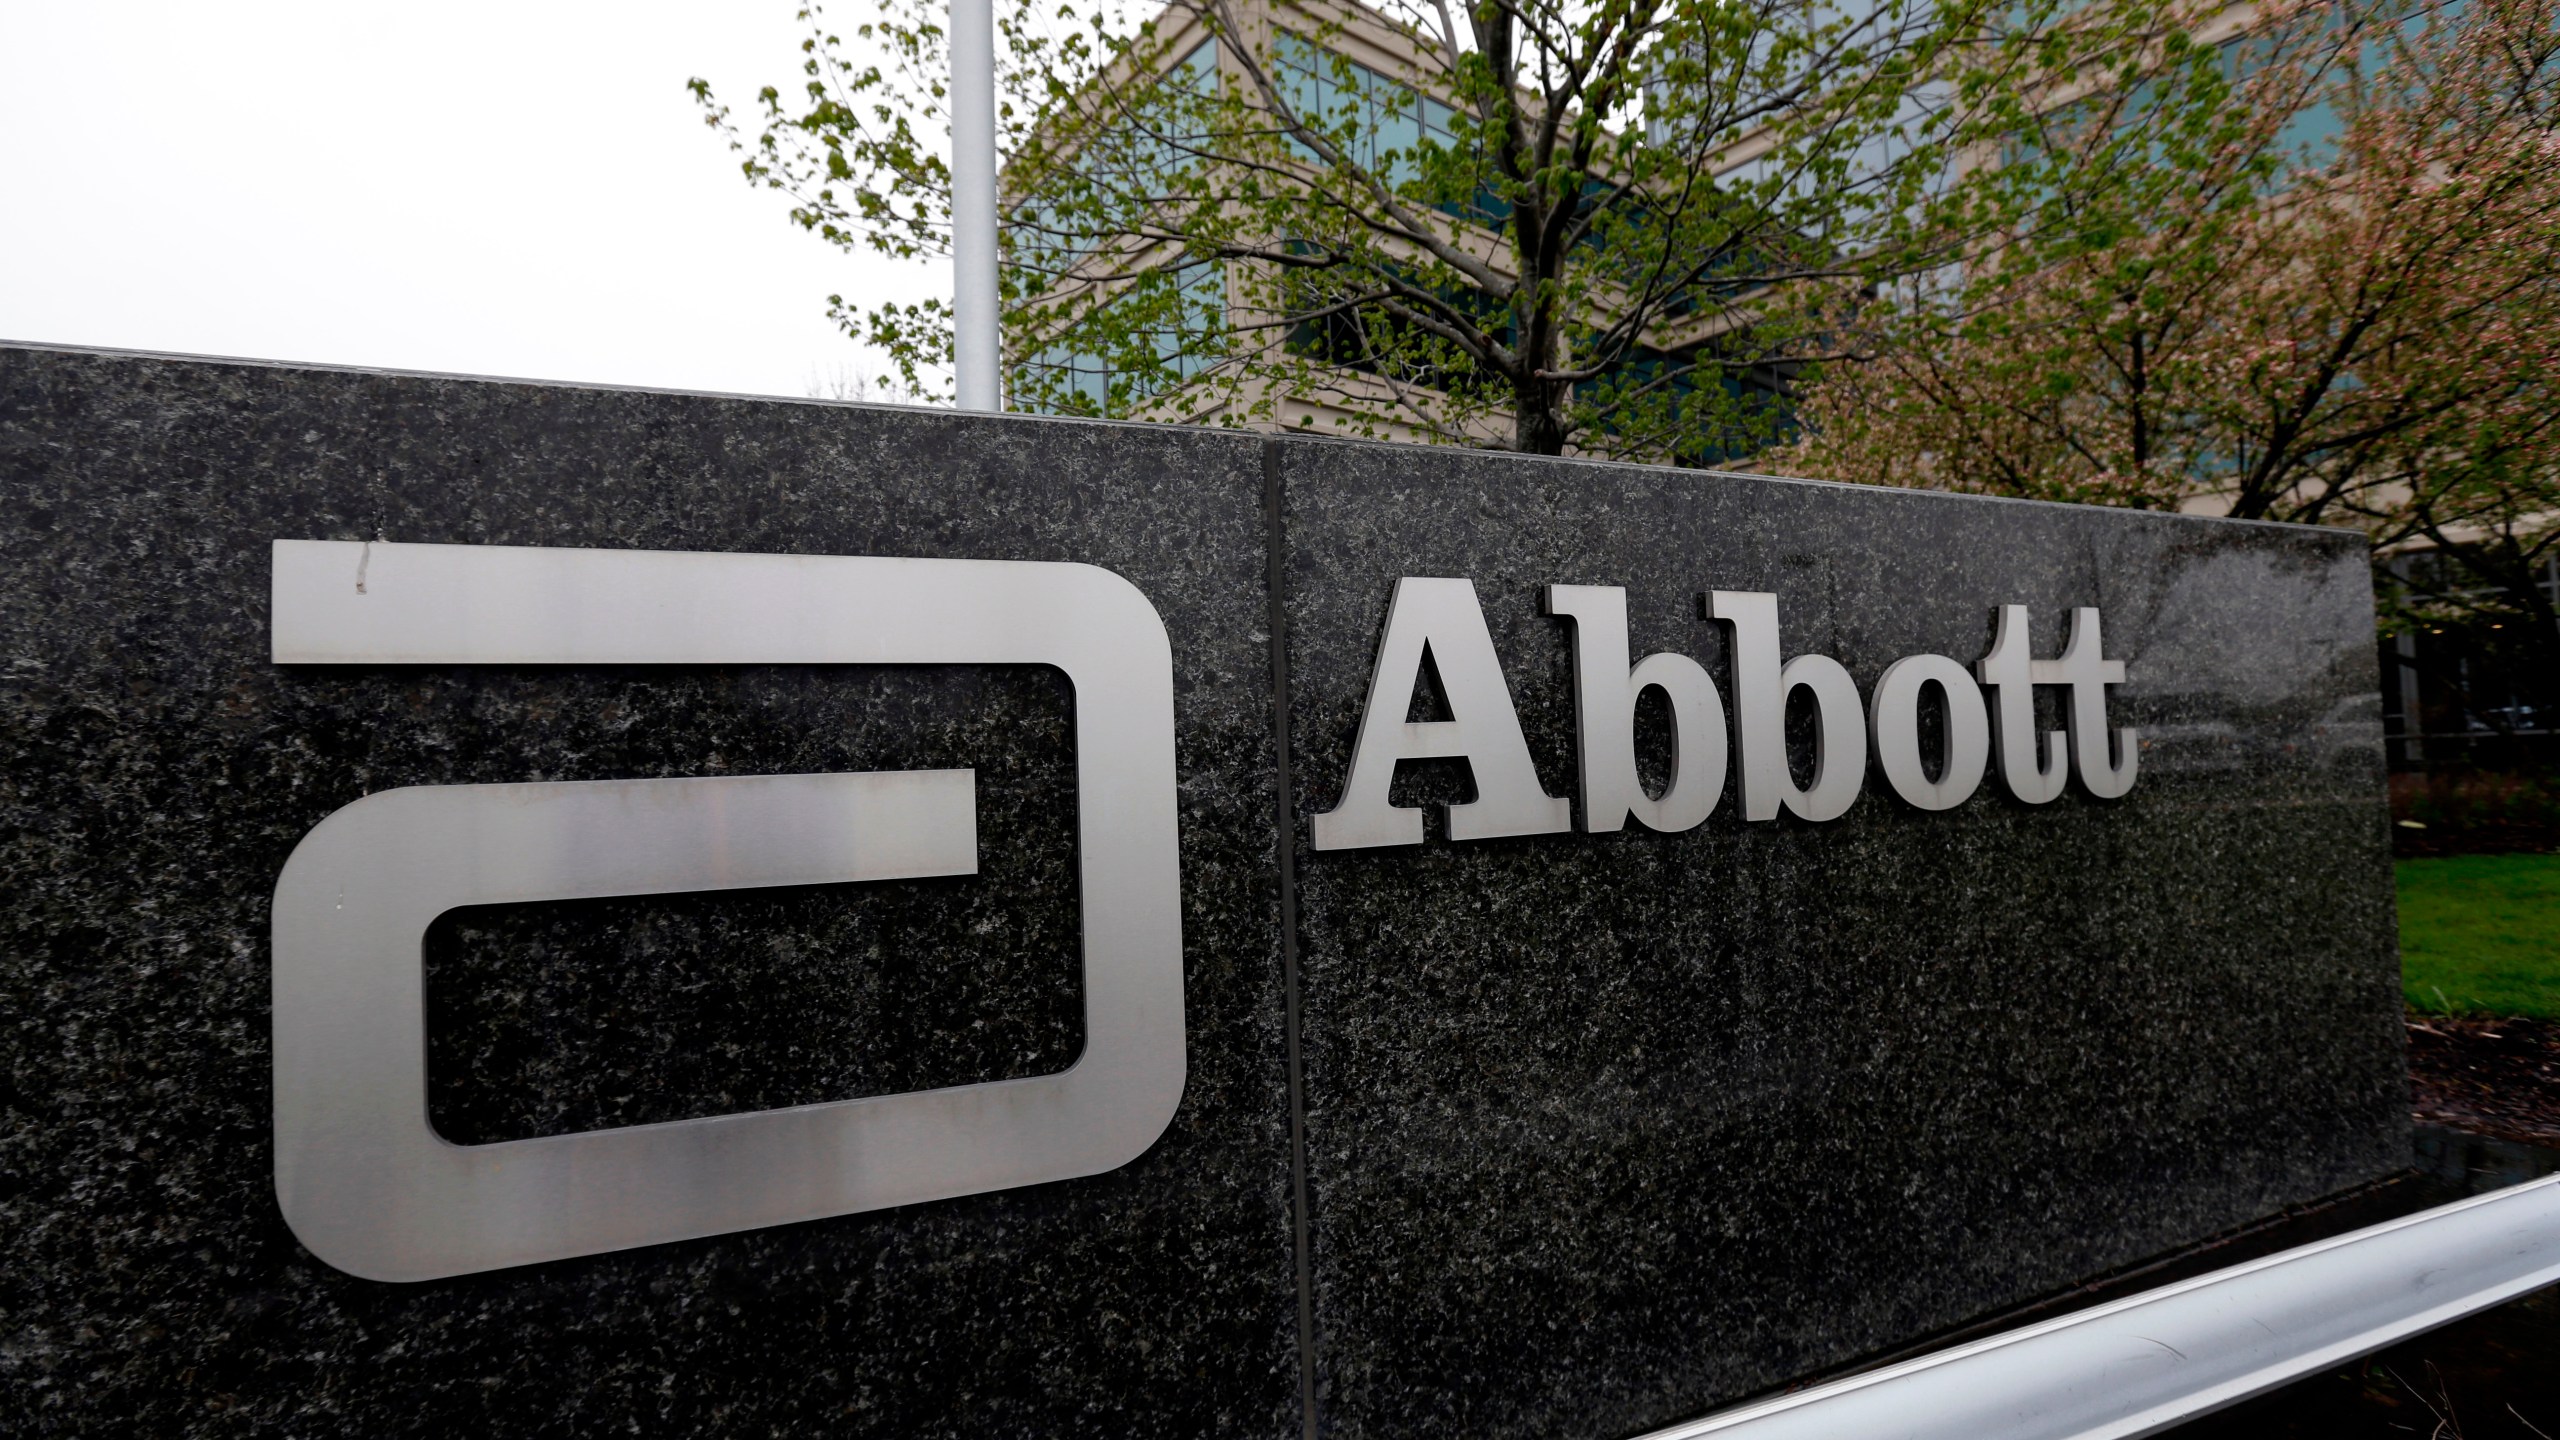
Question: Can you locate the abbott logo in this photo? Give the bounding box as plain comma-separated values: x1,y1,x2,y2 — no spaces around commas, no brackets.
1312,577,2136,850
269,541,1185,1282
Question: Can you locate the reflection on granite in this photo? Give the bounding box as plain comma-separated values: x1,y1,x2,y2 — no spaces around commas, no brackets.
0,345,1297,1436
1272,441,2404,1440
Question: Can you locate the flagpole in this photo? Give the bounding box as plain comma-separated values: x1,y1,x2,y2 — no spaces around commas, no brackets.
950,0,1001,411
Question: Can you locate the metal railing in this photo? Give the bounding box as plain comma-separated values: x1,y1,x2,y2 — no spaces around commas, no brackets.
1640,1174,2560,1440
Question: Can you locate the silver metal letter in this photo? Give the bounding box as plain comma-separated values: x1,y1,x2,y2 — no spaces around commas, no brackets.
1973,604,2067,805
1705,590,1865,823
1546,584,1727,833
270,540,1186,1281
1310,577,1570,850
1867,654,1991,812
2051,606,2138,799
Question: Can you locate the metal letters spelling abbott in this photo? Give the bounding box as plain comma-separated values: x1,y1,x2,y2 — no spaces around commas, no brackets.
269,541,1186,1282
1312,580,2136,850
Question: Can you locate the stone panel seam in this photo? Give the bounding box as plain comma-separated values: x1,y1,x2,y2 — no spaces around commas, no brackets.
1263,437,1322,1440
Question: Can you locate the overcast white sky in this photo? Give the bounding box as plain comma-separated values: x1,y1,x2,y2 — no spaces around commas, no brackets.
0,2,932,401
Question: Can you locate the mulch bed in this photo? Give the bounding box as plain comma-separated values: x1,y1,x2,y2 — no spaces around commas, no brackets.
2407,1015,2560,1144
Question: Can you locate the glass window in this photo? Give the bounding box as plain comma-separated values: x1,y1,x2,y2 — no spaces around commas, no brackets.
1269,34,1458,188
1013,261,1227,417
1012,41,1221,280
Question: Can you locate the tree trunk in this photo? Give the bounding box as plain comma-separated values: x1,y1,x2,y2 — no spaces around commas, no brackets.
1513,384,1567,455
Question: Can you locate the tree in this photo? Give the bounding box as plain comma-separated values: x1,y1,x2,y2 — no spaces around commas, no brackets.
692,0,2190,459
2354,0,2560,725
1783,0,2560,701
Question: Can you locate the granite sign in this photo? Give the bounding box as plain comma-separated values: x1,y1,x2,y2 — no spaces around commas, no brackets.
2,342,2403,1439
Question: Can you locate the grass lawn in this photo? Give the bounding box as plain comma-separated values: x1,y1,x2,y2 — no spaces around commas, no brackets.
2398,853,2560,1019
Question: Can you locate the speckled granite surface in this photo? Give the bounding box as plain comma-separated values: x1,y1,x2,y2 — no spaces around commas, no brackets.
1,344,2404,1438
0,345,1298,1436
1274,441,2404,1439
